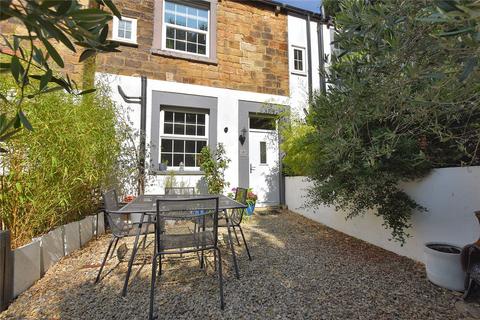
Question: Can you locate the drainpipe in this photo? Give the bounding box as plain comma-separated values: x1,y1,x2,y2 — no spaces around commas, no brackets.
318,6,327,95
117,76,147,195
306,14,313,101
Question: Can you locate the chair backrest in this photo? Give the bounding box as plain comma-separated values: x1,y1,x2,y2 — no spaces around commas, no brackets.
231,187,248,225
102,189,130,237
155,197,219,247
164,187,195,196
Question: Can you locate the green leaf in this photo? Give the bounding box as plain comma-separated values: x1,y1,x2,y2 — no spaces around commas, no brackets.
79,49,96,62
10,55,21,83
98,0,121,19
40,69,53,91
18,110,33,131
79,88,96,95
40,37,64,68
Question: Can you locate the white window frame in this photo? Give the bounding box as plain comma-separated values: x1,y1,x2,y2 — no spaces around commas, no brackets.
161,0,210,58
159,108,209,171
291,45,307,76
112,16,137,44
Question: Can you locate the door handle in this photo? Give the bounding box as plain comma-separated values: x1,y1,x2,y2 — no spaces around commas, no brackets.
250,163,255,173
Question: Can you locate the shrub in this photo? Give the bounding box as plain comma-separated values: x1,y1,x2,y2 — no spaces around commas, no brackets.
199,143,230,194
0,78,121,247
296,0,480,243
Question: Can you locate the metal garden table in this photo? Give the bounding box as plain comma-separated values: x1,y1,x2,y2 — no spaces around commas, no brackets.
118,194,247,296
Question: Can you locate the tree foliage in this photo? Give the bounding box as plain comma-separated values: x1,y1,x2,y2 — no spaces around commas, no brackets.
295,0,480,243
0,0,120,150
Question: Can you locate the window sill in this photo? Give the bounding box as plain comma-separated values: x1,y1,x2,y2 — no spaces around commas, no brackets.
291,71,307,77
111,39,138,48
150,48,217,65
149,170,205,176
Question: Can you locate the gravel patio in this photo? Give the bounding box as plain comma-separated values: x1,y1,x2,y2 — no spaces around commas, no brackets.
0,210,477,319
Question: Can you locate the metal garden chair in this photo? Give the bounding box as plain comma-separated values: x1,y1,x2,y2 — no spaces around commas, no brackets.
149,197,224,319
95,189,152,295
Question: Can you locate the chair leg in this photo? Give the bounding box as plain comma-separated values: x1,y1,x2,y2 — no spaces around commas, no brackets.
464,274,475,300
158,254,162,276
232,226,241,246
216,248,225,310
225,218,240,279
149,254,158,320
214,248,217,272
95,237,115,284
142,231,148,250
122,220,144,297
109,237,119,259
238,225,252,261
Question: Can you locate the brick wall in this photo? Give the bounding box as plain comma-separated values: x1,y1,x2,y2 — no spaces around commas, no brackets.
96,0,290,96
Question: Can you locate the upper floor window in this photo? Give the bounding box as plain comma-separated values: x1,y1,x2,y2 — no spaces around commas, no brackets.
152,0,218,64
112,16,137,44
291,46,306,75
163,1,209,56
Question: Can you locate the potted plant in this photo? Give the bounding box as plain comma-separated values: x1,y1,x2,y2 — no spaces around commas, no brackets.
424,242,466,291
246,188,257,216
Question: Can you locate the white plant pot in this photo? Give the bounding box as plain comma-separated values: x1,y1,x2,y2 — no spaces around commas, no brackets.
424,242,465,291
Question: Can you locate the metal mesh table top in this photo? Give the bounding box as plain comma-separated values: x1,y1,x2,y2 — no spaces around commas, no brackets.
117,194,247,214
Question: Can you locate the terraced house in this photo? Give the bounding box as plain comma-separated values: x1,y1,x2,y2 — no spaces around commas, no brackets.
94,0,332,206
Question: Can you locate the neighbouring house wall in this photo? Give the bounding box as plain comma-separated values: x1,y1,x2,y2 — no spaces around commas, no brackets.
99,72,289,194
96,0,289,96
285,166,480,263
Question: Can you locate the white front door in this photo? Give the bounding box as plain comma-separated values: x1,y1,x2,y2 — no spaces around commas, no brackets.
248,128,280,206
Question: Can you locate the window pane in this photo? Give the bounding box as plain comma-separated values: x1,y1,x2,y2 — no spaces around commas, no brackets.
186,113,196,124
186,125,196,135
165,111,174,122
118,28,125,38
250,117,276,130
161,139,172,152
176,4,186,14
173,154,184,166
197,141,206,153
187,18,197,29
164,123,173,134
187,31,197,43
175,112,185,123
125,30,132,39
174,123,185,135
176,15,186,26
165,12,175,24
298,61,303,71
176,29,186,40
166,27,175,39
185,140,196,153
185,154,195,167
161,153,172,166
187,43,197,53
197,114,205,124
165,1,175,12
174,140,184,152
198,45,206,55
175,40,186,51
198,8,208,19
198,20,208,31
196,125,205,136
260,142,267,164
198,34,206,45
166,39,174,49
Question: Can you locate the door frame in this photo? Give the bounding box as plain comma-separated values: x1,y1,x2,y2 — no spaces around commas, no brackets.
237,100,289,205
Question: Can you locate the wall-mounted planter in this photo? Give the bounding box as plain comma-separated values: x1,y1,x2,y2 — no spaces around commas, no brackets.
424,242,465,291
13,241,41,298
39,227,65,276
64,221,80,255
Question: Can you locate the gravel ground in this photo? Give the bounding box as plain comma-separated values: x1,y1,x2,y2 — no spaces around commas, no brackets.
0,210,477,320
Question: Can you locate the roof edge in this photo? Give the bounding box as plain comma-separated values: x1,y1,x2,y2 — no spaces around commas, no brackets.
254,0,324,22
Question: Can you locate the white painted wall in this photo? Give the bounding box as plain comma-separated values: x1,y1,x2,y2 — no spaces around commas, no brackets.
97,72,289,194
285,166,480,263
